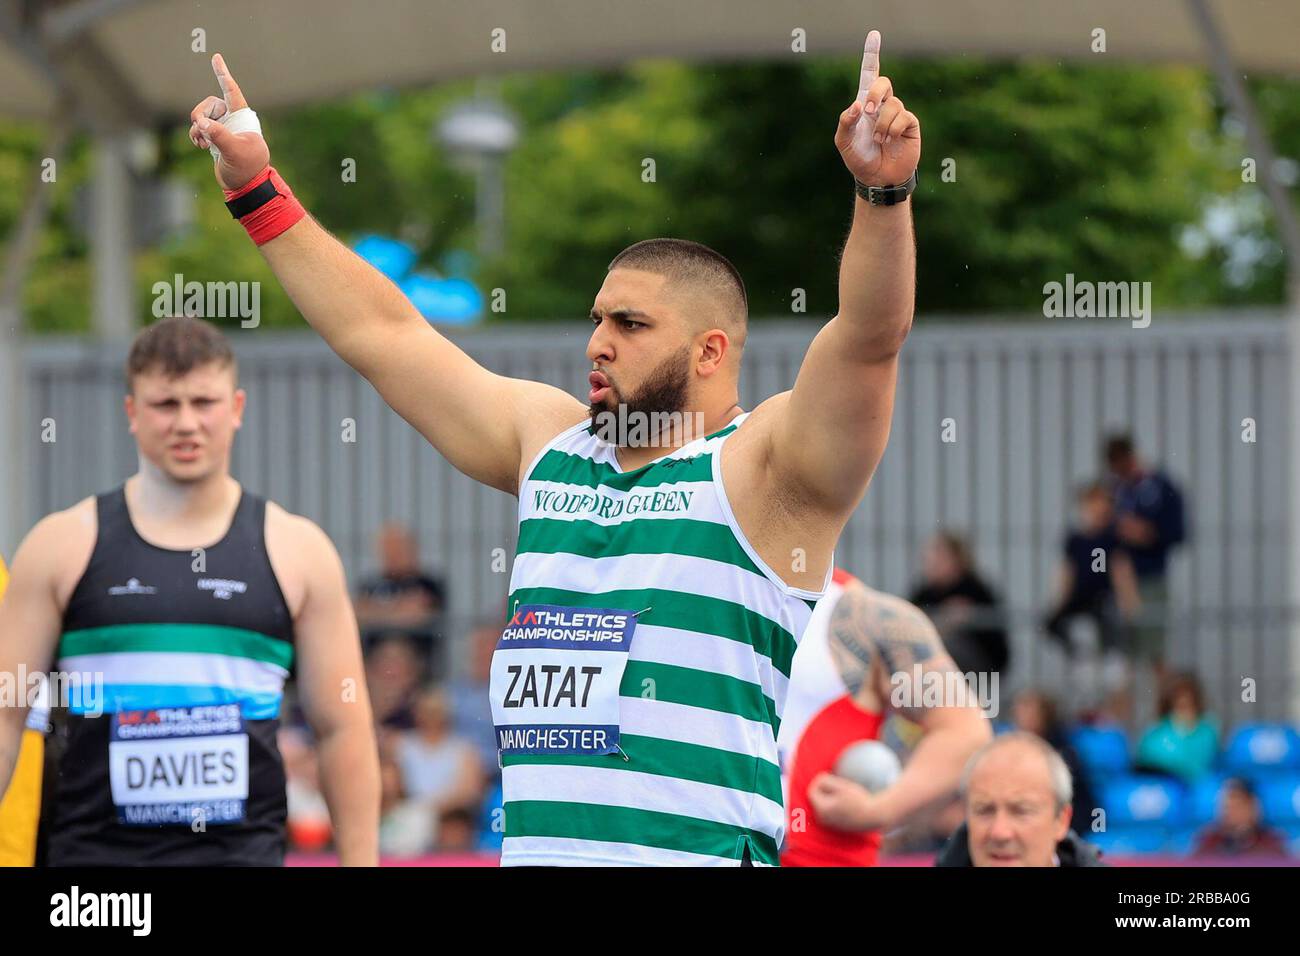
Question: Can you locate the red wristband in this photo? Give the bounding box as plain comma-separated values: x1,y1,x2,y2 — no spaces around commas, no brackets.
223,166,305,245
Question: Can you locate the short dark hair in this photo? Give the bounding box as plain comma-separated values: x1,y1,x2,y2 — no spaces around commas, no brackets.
1158,671,1206,719
1014,688,1062,735
126,316,236,392
1104,433,1136,466
1223,777,1257,801
933,530,974,572
608,238,748,332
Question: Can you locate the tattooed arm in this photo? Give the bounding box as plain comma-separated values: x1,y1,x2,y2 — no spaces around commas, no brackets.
810,581,993,832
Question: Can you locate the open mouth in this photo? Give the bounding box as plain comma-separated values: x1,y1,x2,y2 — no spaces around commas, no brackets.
588,370,612,404
170,443,201,460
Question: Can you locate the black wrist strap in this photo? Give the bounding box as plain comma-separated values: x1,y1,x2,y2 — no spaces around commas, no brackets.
855,168,918,206
225,178,280,219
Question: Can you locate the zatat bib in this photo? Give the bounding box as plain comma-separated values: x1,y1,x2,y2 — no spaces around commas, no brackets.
491,604,637,756
498,415,829,866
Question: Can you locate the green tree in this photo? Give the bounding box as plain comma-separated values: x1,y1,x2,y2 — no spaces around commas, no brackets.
2,57,1296,334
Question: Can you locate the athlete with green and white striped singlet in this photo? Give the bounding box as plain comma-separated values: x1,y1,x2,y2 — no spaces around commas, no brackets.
188,27,920,865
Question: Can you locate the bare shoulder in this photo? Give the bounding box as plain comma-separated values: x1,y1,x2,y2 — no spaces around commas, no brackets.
731,390,850,509
719,390,838,589
6,496,98,606
733,390,790,442
263,502,344,616
746,390,793,422
828,581,964,721
512,378,589,491
513,377,588,437
33,495,98,544
719,391,790,481
828,580,951,674
264,502,339,566
29,494,96,573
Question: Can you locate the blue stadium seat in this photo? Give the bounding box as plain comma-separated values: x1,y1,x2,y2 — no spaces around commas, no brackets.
1165,825,1208,856
1070,725,1130,778
1282,822,1300,855
1222,724,1300,778
1090,825,1167,856
1100,775,1187,828
1258,774,1300,826
1187,775,1227,827
477,782,505,851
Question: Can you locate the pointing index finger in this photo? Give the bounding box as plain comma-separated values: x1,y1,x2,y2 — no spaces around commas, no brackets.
212,54,248,110
857,30,881,103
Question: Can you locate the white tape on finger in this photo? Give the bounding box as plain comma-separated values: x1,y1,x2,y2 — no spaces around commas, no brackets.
209,107,263,162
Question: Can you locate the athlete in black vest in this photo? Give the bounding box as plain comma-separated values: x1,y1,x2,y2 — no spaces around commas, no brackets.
0,317,379,865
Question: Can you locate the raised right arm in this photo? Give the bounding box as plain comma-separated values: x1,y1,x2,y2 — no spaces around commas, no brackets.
257,218,582,493
191,55,584,495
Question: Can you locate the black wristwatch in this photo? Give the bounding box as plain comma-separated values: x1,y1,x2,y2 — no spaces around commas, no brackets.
854,168,918,206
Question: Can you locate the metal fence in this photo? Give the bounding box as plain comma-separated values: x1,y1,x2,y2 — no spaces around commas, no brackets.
16,310,1294,723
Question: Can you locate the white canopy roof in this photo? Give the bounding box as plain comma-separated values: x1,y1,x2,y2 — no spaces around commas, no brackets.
2,0,1297,127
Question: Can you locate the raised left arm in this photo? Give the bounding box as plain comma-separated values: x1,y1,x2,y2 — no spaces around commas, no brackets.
769,30,919,515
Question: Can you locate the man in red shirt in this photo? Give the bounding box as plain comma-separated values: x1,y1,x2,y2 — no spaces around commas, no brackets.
1194,778,1288,858
779,570,991,866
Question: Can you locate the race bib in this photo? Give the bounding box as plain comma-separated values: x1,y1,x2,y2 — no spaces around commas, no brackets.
490,604,637,756
109,704,249,826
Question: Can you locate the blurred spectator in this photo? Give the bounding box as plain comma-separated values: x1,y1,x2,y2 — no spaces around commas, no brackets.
281,726,333,854
448,622,502,779
1011,690,1096,836
436,807,480,853
1043,483,1140,658
1193,778,1287,858
1082,685,1135,728
1103,434,1187,675
367,636,422,731
1134,672,1219,783
395,687,484,821
909,532,1009,675
378,748,435,858
936,732,1104,867
356,523,447,674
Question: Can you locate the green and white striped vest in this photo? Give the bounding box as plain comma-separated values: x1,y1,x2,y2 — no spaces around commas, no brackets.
500,413,828,866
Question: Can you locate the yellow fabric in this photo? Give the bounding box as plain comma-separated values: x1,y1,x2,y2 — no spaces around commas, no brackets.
0,554,44,867
0,730,43,866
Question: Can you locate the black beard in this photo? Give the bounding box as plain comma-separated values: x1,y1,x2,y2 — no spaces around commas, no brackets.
589,346,692,444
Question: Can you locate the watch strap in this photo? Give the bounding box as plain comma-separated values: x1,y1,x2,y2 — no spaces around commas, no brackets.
854,168,918,206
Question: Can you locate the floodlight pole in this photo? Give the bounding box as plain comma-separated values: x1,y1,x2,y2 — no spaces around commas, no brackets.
1187,0,1300,717
89,133,135,338
0,120,70,558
